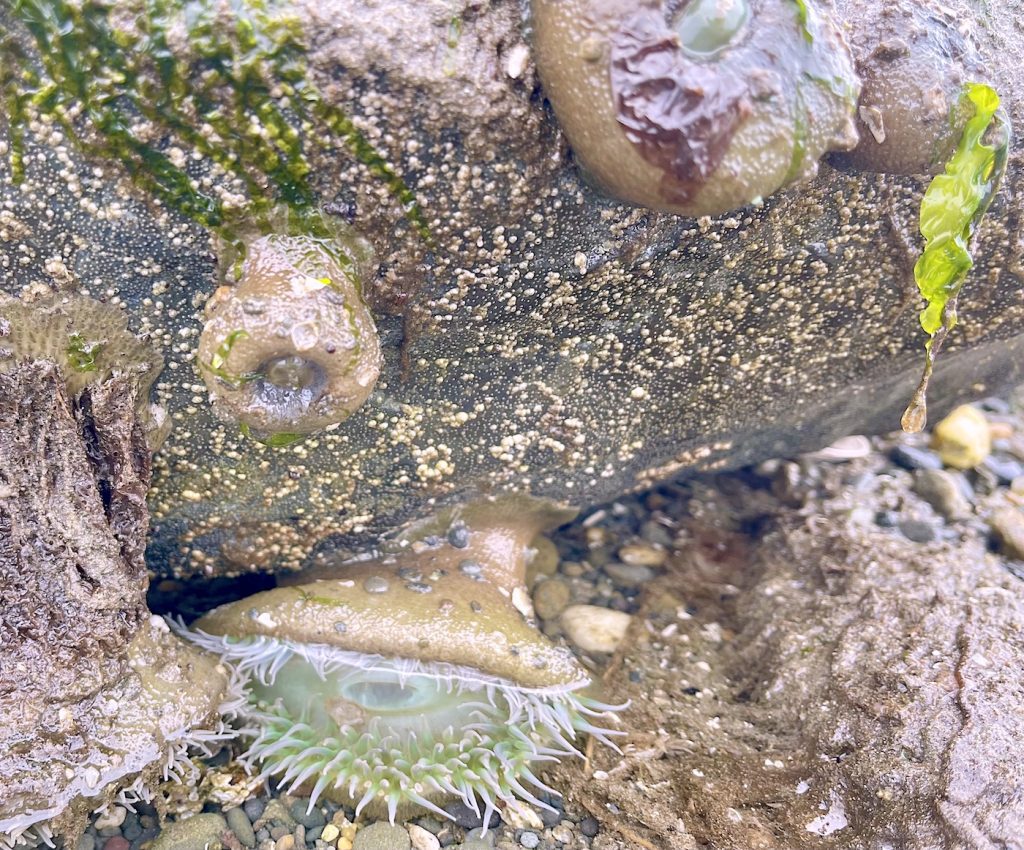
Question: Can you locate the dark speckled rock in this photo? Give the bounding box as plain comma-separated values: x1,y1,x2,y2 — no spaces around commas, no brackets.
2,0,1024,577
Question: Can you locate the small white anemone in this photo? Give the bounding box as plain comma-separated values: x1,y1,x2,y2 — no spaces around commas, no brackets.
182,627,625,826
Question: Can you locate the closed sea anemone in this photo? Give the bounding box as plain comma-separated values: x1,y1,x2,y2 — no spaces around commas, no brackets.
531,0,860,217
197,227,381,442
830,0,984,175
179,499,625,825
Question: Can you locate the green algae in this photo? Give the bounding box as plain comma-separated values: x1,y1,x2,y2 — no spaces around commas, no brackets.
901,82,1010,433
65,332,101,373
0,0,429,245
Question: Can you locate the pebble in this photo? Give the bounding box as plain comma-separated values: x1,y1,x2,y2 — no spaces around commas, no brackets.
407,827,440,850
77,835,96,850
913,469,972,521
151,814,229,850
891,444,943,471
102,838,129,850
983,454,1024,485
604,561,657,587
526,535,560,585
990,507,1024,560
288,800,326,830
932,405,992,469
579,818,600,837
444,803,501,831
532,577,571,620
550,825,573,845
459,829,495,850
560,605,632,654
274,835,294,850
352,823,410,850
617,542,666,567
320,825,340,844
408,824,440,850
243,799,265,823
226,808,257,849
518,833,539,849
898,519,937,544
95,807,127,831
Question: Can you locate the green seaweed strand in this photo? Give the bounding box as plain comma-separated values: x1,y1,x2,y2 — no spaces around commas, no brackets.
901,82,1010,432
0,0,429,243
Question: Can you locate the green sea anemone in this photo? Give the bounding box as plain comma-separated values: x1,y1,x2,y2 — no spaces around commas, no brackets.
179,500,625,825
531,0,860,216
197,229,381,441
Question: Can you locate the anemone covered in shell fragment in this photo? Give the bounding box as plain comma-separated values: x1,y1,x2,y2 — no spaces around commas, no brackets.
530,0,860,217
198,230,382,442
179,499,624,824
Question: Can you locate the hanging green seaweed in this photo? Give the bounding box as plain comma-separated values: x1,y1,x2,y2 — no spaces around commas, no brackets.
901,82,1010,433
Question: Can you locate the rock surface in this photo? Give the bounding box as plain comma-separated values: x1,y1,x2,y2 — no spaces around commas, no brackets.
0,361,229,849
2,0,1023,576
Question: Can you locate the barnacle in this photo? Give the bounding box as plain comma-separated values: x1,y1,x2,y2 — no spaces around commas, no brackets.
179,499,624,824
0,293,167,448
531,0,860,217
197,229,382,441
831,0,984,175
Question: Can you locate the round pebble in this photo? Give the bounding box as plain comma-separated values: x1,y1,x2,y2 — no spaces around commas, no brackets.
604,561,657,587
617,542,666,567
243,799,265,823
77,835,96,850
151,815,228,850
532,577,571,620
408,824,441,850
352,823,410,850
95,807,127,831
102,838,129,850
990,507,1024,560
288,800,325,830
226,808,256,849
560,604,632,654
518,832,539,849
932,405,991,469
459,828,495,850
443,802,501,831
579,817,600,837
898,519,937,544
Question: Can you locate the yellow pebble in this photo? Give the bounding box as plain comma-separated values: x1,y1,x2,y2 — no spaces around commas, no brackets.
336,840,353,850
320,825,340,843
932,404,992,469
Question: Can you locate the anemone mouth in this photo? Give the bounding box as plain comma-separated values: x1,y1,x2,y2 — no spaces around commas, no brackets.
180,628,626,826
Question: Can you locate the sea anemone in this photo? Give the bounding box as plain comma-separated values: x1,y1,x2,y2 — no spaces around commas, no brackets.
179,499,625,825
0,293,167,448
197,228,381,441
830,0,983,175
531,0,860,217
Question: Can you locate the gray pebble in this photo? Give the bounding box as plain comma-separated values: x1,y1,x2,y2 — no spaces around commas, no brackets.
288,800,325,830
352,822,411,850
151,814,229,850
243,799,265,823
460,829,495,850
443,802,501,830
122,815,142,842
538,799,564,828
983,454,1024,484
899,519,937,544
579,818,599,837
519,832,539,849
913,469,972,521
77,835,96,850
226,809,256,849
604,561,657,587
892,444,943,471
